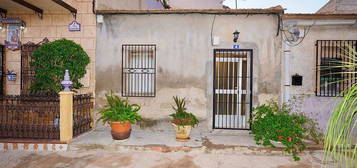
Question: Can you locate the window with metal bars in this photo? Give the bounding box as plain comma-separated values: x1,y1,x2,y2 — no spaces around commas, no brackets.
122,44,156,97
316,40,357,97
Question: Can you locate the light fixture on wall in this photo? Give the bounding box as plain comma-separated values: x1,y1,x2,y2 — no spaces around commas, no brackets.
233,30,240,43
19,21,26,31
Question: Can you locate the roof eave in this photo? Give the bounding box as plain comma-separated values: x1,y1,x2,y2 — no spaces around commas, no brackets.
283,14,357,20
95,9,285,15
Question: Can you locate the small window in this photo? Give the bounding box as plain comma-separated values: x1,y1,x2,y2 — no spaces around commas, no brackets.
316,40,357,97
122,44,156,97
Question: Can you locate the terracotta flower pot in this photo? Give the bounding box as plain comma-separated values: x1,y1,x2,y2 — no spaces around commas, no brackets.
172,123,192,141
110,121,131,140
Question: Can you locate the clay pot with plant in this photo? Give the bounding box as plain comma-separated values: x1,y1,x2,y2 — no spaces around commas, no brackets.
97,92,142,140
170,96,199,141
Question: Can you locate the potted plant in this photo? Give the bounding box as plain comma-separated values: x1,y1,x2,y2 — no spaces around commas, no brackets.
97,92,142,140
170,96,199,141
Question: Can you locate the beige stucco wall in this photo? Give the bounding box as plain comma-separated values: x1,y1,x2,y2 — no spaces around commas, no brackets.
285,23,357,130
95,0,164,10
169,0,223,9
0,0,96,95
96,14,282,130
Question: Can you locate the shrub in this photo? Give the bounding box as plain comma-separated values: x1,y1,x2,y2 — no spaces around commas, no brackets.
30,39,90,93
97,92,142,124
250,100,319,161
170,96,199,127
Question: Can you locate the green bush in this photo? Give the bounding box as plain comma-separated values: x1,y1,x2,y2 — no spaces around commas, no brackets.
97,92,142,124
30,39,90,93
250,101,309,161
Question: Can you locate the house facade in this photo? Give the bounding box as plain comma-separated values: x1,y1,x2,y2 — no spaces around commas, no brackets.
0,0,96,95
95,8,284,131
94,0,357,131
282,13,357,130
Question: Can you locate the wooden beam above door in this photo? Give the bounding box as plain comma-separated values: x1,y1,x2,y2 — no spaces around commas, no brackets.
0,8,7,18
52,0,77,19
11,0,43,19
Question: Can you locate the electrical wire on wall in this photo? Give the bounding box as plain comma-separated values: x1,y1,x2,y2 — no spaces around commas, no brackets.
281,19,312,47
210,14,217,46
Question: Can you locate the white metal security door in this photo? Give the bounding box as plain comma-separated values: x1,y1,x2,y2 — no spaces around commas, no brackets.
213,49,253,129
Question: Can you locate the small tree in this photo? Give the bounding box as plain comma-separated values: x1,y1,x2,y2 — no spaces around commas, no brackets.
30,39,90,94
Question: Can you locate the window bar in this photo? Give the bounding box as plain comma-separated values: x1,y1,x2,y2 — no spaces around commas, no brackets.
351,41,354,90
348,41,351,92
339,41,342,95
315,41,318,96
333,41,336,97
145,45,148,97
121,45,124,96
329,40,332,96
320,41,323,96
342,41,346,96
140,45,143,97
354,41,357,91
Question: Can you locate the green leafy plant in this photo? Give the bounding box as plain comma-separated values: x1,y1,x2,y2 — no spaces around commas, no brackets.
250,100,312,161
161,0,171,9
323,46,357,168
30,39,90,94
170,96,199,127
97,92,142,124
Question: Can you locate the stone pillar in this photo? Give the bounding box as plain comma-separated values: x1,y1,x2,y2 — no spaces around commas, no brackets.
59,91,74,143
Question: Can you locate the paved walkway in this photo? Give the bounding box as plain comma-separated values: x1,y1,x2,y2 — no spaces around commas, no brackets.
0,128,330,168
1,148,326,168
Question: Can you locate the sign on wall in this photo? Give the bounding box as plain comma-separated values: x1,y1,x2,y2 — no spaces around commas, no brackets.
68,21,81,31
5,25,21,51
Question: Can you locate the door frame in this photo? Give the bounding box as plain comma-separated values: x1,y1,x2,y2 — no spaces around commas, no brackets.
212,49,253,130
0,45,4,95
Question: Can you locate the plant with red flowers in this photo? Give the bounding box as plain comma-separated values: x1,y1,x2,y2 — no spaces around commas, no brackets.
250,100,311,161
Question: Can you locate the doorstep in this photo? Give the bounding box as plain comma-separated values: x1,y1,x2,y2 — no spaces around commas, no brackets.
0,138,68,152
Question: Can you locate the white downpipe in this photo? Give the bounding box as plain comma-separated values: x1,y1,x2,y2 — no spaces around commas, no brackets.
282,42,291,103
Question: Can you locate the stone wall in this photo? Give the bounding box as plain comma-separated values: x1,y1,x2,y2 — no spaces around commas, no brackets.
0,0,96,95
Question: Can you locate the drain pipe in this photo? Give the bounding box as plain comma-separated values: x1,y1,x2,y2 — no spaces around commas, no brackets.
282,42,291,103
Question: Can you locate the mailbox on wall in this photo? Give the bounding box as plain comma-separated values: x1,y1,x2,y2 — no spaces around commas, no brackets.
292,74,303,86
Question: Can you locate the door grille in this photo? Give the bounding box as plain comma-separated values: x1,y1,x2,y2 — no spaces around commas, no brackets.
213,49,253,130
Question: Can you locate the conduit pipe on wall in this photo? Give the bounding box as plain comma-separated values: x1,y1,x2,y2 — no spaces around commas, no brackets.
282,42,290,103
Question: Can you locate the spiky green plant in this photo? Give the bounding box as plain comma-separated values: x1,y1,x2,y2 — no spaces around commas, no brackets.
170,96,199,127
97,92,142,124
323,46,357,168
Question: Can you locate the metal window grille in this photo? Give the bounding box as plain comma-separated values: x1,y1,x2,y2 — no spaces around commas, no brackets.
316,40,357,97
213,49,253,130
122,44,156,97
